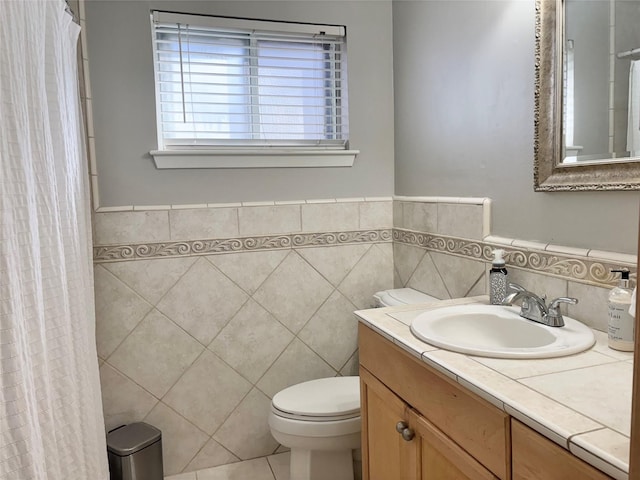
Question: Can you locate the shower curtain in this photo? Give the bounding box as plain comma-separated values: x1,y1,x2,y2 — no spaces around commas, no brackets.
0,1,109,479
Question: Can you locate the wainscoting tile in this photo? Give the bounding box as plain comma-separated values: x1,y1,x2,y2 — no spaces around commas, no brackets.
466,273,487,298
338,244,394,309
144,402,209,476
209,300,294,383
406,253,450,300
393,200,403,228
99,363,158,432
169,207,238,241
163,351,252,435
94,211,170,244
208,250,288,295
253,252,333,333
393,243,426,286
94,265,153,359
103,257,196,305
436,203,484,240
214,388,279,460
108,310,203,398
430,252,485,299
297,244,369,287
359,201,393,230
301,202,360,232
156,258,249,345
298,291,359,370
238,205,301,236
256,339,335,398
567,281,611,332
184,438,239,473
401,201,437,233
340,350,359,376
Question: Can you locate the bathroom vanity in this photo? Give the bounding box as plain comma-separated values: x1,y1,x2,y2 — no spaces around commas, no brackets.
357,297,631,480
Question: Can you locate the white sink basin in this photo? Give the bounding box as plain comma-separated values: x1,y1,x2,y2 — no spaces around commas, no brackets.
411,304,595,359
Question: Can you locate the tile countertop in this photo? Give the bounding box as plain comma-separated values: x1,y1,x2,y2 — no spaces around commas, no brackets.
355,296,634,480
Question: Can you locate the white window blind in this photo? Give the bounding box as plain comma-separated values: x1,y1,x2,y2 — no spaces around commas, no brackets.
151,11,349,153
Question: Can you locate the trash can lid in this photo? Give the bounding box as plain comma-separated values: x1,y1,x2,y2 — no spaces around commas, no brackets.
107,422,162,456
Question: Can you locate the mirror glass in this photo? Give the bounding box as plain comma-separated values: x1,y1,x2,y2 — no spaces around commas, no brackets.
534,0,640,191
563,0,640,164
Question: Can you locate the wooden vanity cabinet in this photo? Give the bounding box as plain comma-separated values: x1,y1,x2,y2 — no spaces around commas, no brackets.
361,367,499,480
511,420,612,480
359,323,616,480
359,323,510,480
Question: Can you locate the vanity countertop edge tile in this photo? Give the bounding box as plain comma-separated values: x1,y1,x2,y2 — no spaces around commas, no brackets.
355,296,631,479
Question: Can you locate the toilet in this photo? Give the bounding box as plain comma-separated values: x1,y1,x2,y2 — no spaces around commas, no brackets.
373,287,439,307
268,376,361,480
269,289,437,480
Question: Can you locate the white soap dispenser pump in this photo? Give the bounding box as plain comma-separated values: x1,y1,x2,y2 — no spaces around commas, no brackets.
490,249,508,305
608,269,635,351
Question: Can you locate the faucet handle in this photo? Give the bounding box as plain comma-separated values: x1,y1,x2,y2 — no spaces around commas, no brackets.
549,297,578,310
545,297,578,327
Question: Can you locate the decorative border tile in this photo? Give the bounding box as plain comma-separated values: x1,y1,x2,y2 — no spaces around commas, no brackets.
94,229,392,263
393,228,636,288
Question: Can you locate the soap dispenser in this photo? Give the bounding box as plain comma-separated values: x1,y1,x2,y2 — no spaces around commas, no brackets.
608,269,635,351
489,249,508,305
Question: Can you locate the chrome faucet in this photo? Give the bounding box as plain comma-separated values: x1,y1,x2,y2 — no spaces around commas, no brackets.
502,282,577,327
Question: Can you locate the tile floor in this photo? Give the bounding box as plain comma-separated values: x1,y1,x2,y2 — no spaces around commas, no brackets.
164,452,290,480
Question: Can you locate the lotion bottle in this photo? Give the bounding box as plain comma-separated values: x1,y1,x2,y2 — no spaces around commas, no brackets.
489,249,508,305
608,269,635,351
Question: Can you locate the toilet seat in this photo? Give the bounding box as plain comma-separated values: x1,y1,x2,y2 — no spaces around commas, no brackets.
271,376,360,420
271,405,359,422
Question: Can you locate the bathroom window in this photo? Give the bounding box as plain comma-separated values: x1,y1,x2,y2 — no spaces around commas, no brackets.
150,11,356,168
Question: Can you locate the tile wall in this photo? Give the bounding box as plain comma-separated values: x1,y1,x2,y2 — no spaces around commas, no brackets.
393,196,638,333
93,195,637,476
93,199,393,476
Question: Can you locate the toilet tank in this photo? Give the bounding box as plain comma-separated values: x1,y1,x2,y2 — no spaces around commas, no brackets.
373,288,438,307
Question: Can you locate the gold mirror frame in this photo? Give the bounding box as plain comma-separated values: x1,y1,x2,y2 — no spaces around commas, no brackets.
534,0,640,191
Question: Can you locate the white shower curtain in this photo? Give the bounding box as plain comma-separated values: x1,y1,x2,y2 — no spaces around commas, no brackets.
0,1,109,479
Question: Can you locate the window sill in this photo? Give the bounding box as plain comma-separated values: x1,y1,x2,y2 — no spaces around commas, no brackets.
150,149,359,169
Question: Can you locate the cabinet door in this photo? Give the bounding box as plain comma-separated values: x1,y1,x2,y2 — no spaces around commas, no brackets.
408,408,499,480
360,368,417,480
512,420,612,480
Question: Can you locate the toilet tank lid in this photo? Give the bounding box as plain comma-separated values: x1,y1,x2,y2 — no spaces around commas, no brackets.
375,288,438,306
272,377,360,418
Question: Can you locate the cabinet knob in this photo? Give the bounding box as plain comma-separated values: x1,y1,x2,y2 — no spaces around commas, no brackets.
401,427,415,441
395,421,408,434
395,421,415,441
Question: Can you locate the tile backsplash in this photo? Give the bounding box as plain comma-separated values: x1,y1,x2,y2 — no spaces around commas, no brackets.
93,196,637,475
392,197,637,333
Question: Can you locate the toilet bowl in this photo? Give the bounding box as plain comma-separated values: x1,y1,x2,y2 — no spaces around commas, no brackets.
373,287,438,307
268,376,361,480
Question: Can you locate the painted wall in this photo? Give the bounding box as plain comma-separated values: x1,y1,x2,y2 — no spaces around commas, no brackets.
84,0,394,207
392,0,639,255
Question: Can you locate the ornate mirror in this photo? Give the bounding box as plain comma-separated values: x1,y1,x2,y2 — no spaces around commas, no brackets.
534,0,640,191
